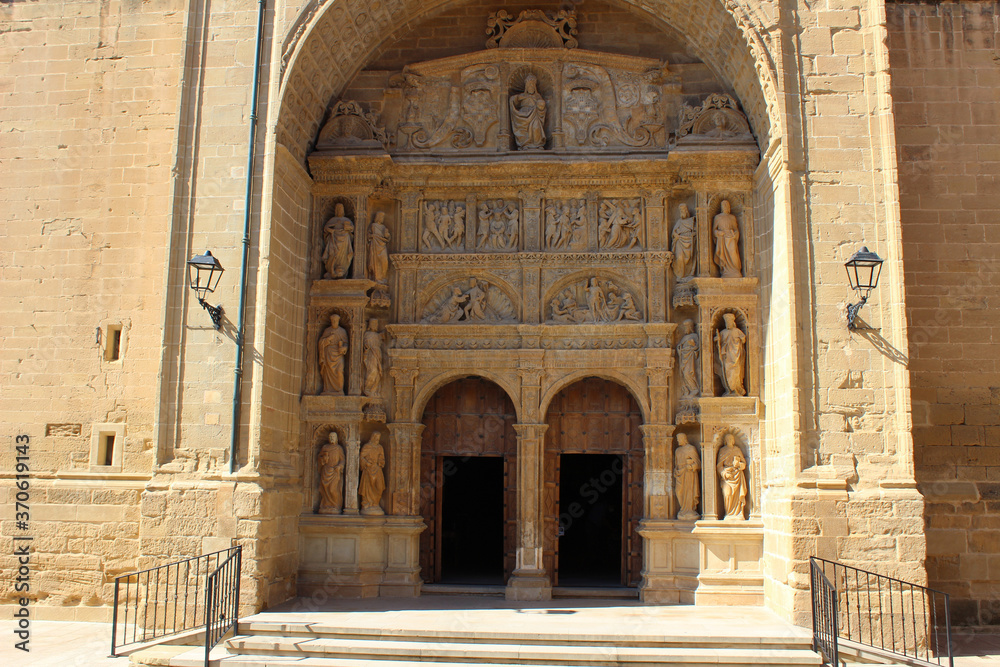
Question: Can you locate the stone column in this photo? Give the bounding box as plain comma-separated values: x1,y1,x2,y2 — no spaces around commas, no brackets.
353,195,369,280
506,423,550,601
641,424,675,520
645,190,666,250
696,189,711,277
701,433,718,520
348,306,365,396
399,191,420,253
523,190,542,251
550,67,564,149
386,422,425,517
343,422,361,515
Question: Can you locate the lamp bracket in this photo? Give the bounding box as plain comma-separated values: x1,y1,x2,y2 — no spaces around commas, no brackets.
846,295,867,330
198,298,225,330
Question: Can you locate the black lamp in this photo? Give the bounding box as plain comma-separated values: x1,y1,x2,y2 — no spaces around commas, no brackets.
187,251,225,329
844,246,883,329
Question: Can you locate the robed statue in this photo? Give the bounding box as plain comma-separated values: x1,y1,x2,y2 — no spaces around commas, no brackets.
359,433,386,515
715,313,746,397
318,313,348,395
509,74,546,150
674,433,701,521
712,199,742,278
362,319,383,397
677,319,700,399
367,211,390,284
672,203,697,280
322,203,354,279
717,434,748,520
317,431,345,514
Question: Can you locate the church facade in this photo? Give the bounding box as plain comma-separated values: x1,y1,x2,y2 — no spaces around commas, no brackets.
2,0,999,629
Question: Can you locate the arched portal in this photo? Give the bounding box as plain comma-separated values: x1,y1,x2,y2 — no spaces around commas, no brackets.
544,377,644,588
419,377,517,584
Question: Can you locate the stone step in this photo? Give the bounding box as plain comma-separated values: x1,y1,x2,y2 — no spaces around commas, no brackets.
222,634,823,666
159,642,823,667
238,619,808,650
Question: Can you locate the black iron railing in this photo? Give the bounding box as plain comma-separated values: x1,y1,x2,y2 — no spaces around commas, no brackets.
204,545,242,665
810,557,839,666
111,545,242,667
810,556,953,667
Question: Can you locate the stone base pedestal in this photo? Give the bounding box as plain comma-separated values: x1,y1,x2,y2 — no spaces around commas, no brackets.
639,519,763,605
505,571,552,601
298,514,424,599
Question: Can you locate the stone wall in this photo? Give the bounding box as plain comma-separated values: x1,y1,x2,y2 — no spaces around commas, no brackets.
0,0,186,619
888,0,1000,628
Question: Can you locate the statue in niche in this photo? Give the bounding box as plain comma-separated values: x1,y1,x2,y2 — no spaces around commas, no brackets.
715,313,747,397
318,314,349,395
717,433,748,520
712,200,742,278
672,203,697,280
674,433,701,521
544,199,585,250
677,319,700,399
509,74,547,149
362,319,383,398
317,431,345,514
422,201,465,251
359,432,386,516
477,200,519,251
321,203,354,279
367,212,390,284
598,199,642,250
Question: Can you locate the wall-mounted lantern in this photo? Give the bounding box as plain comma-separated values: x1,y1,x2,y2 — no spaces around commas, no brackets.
187,251,225,330
844,246,884,330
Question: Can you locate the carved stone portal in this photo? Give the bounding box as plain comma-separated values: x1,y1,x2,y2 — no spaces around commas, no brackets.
549,277,642,323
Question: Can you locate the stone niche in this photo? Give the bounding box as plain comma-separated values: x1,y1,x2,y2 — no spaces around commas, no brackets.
301,7,763,604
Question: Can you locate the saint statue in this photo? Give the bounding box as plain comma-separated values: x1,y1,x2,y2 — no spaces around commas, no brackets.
712,199,742,278
672,203,697,280
362,319,383,398
674,433,701,521
359,432,386,516
677,319,700,399
318,313,348,395
509,74,546,150
322,203,354,279
717,434,748,520
367,211,390,285
715,313,747,397
317,431,345,514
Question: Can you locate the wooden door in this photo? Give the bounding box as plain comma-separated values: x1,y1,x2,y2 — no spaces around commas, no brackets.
419,377,517,583
544,377,644,587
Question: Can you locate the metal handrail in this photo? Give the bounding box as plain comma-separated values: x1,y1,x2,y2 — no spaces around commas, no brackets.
110,545,242,666
810,556,953,667
810,558,839,666
204,545,242,666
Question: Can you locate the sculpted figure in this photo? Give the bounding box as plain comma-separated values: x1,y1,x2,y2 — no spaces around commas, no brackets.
677,319,700,399
463,278,488,321
322,203,354,279
509,74,546,149
713,200,742,278
585,278,607,322
715,313,747,396
620,292,641,321
317,431,345,514
359,433,386,515
672,203,697,280
318,314,349,395
367,212,390,284
434,287,469,324
717,434,748,520
598,200,641,250
674,434,701,521
362,319,383,397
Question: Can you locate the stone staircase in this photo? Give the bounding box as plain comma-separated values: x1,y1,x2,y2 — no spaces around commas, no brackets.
148,618,823,666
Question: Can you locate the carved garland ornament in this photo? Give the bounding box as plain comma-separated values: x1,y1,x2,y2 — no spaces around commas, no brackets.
486,9,579,49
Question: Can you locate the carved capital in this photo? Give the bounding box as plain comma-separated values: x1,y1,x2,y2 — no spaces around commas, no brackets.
389,367,419,387
513,423,549,441
387,422,425,444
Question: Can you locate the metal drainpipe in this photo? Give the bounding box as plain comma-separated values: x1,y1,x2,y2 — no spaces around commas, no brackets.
231,0,267,473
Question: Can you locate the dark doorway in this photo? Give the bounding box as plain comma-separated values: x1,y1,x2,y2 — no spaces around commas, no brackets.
439,455,504,584
557,453,624,586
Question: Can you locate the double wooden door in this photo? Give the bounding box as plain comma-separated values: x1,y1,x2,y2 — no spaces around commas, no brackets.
419,377,517,583
544,377,644,587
